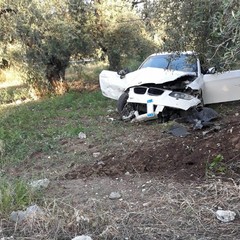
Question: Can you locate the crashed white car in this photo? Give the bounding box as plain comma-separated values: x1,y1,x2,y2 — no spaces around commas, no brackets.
99,52,240,122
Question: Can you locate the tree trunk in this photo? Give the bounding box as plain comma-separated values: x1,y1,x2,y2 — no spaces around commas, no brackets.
46,55,70,94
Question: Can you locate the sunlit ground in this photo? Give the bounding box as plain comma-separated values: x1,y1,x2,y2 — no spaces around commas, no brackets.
0,68,24,89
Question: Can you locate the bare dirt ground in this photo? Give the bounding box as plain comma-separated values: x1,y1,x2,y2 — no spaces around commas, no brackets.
47,101,240,239
63,102,240,182
4,100,240,239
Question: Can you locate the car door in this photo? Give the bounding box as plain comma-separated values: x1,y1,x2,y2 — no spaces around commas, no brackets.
202,70,240,104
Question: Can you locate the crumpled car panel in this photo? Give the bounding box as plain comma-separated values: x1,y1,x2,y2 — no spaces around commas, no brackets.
99,67,200,101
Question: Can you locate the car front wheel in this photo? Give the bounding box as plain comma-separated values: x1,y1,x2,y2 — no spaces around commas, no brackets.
117,92,135,121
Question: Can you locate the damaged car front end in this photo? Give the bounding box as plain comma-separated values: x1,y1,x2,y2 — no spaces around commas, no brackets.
100,52,204,122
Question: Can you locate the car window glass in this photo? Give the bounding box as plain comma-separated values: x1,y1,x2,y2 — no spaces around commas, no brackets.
140,54,197,73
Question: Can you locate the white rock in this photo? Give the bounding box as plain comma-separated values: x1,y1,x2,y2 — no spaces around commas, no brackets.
97,161,105,166
72,236,92,240
93,152,101,158
10,205,44,223
30,178,50,190
78,132,86,139
216,210,236,222
143,201,151,207
109,192,122,200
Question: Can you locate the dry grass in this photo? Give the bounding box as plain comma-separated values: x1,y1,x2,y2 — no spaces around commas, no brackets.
1,178,240,239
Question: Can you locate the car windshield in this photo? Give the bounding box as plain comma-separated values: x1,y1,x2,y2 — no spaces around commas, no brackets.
140,54,198,73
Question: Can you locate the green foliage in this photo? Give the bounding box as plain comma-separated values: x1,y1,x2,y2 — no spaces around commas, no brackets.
0,178,39,215
208,154,224,170
0,0,94,92
142,0,240,69
66,61,108,84
206,154,226,177
1,0,240,92
90,0,156,70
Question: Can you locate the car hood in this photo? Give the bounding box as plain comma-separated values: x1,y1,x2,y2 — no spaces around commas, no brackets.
124,67,196,88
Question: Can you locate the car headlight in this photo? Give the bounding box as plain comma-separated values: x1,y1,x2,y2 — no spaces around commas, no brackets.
169,92,194,100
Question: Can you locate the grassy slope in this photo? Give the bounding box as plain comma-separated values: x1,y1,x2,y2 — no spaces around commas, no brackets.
0,90,115,167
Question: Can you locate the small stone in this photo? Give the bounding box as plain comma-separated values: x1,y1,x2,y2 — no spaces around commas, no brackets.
125,171,130,176
143,202,151,207
68,162,75,168
109,192,122,200
216,210,236,222
78,132,86,139
72,236,92,240
10,205,44,223
97,161,105,166
93,152,101,158
29,179,50,190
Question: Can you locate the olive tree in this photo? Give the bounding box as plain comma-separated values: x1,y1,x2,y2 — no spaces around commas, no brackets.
0,0,94,93
90,0,156,70
141,0,240,69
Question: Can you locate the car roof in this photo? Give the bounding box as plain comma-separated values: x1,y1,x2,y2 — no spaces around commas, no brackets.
149,51,196,57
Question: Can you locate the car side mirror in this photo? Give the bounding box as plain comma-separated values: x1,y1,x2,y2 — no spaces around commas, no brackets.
207,67,216,74
117,68,130,79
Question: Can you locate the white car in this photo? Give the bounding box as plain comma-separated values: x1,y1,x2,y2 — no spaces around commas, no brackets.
99,52,240,122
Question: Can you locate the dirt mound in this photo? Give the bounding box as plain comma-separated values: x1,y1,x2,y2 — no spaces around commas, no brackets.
64,104,240,182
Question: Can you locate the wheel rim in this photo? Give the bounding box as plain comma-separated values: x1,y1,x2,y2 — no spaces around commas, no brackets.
121,103,135,121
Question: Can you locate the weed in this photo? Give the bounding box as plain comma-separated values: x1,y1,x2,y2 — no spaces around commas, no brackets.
206,154,226,177
0,178,40,216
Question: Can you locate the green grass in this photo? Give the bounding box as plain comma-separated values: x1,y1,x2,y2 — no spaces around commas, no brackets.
0,84,31,104
0,178,40,216
0,90,115,167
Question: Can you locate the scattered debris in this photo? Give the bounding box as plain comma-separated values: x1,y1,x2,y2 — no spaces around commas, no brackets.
78,132,86,139
97,160,105,166
93,152,101,158
168,124,190,137
10,205,44,223
216,210,236,223
68,161,75,168
72,236,93,240
109,192,122,200
29,178,50,190
180,107,218,129
202,125,221,136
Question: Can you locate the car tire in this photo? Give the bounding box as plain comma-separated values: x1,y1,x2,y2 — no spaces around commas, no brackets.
117,92,135,121
117,92,128,113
